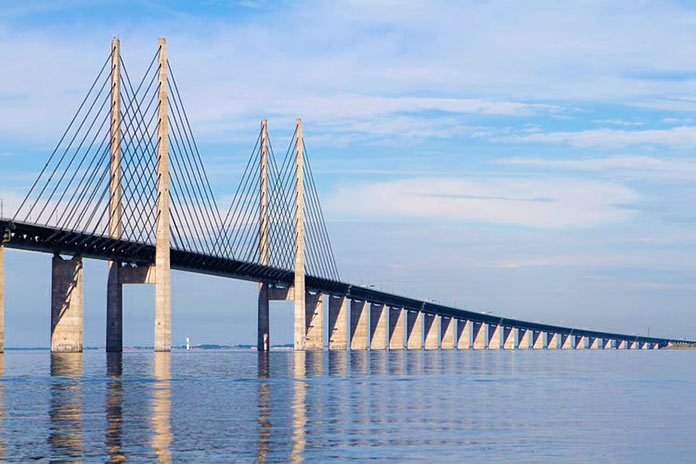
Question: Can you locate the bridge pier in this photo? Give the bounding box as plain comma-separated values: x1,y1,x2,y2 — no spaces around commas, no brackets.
456,319,471,349
350,300,368,350
305,292,323,349
503,326,515,349
406,311,422,350
603,338,612,350
532,330,545,349
575,335,586,349
257,283,269,351
328,296,348,350
617,340,627,349
472,322,486,350
370,303,387,350
0,244,4,352
547,333,559,350
51,255,83,353
561,333,572,349
0,244,4,353
589,337,600,350
388,307,405,350
518,328,531,350
424,314,438,350
440,316,454,350
488,324,501,349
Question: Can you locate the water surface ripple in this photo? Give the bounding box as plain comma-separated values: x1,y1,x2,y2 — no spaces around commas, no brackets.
0,349,693,462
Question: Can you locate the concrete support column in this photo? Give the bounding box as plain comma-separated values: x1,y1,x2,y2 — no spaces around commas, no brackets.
456,319,471,349
0,244,4,353
630,341,638,349
652,343,660,350
406,311,422,350
617,340,627,349
532,330,545,350
388,307,405,350
440,316,454,350
51,255,84,353
518,329,531,350
305,292,323,349
328,296,348,350
293,119,306,351
154,37,171,352
257,119,270,352
603,339,612,350
424,314,438,350
488,324,501,350
503,327,515,350
547,333,559,350
641,342,649,350
472,322,486,350
350,300,368,350
369,303,387,350
561,333,572,350
589,337,600,350
106,37,123,353
575,336,586,350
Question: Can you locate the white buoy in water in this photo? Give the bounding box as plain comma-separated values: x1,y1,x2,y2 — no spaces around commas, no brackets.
186,336,190,351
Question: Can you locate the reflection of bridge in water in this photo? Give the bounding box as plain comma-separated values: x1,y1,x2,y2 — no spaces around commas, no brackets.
0,37,692,354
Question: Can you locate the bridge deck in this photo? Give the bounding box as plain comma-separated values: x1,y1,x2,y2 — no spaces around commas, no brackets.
2,219,692,347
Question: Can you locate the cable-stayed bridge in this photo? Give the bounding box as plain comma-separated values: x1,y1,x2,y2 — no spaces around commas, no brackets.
0,38,692,353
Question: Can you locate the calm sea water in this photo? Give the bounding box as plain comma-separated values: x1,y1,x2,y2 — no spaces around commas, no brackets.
0,349,693,462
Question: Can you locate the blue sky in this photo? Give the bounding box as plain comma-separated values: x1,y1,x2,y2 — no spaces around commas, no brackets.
3,0,696,346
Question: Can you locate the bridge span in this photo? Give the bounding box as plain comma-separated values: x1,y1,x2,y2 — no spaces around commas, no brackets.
0,37,692,353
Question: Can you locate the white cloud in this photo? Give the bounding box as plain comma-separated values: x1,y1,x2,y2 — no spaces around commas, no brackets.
506,126,696,148
495,155,696,180
326,176,639,228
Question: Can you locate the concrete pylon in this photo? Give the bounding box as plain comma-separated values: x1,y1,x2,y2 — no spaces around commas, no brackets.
406,311,422,350
106,37,123,353
424,314,438,350
503,327,515,350
369,304,387,350
472,322,486,350
388,307,405,350
0,244,4,353
617,340,627,349
603,339,612,350
350,300,368,350
488,324,501,350
51,255,83,353
328,296,348,350
575,336,586,350
257,119,270,352
293,119,306,351
547,333,559,350
641,342,649,350
630,340,638,349
532,330,545,350
154,37,171,352
518,328,531,350
589,337,600,350
305,292,323,349
561,333,572,350
440,316,455,350
456,319,471,349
